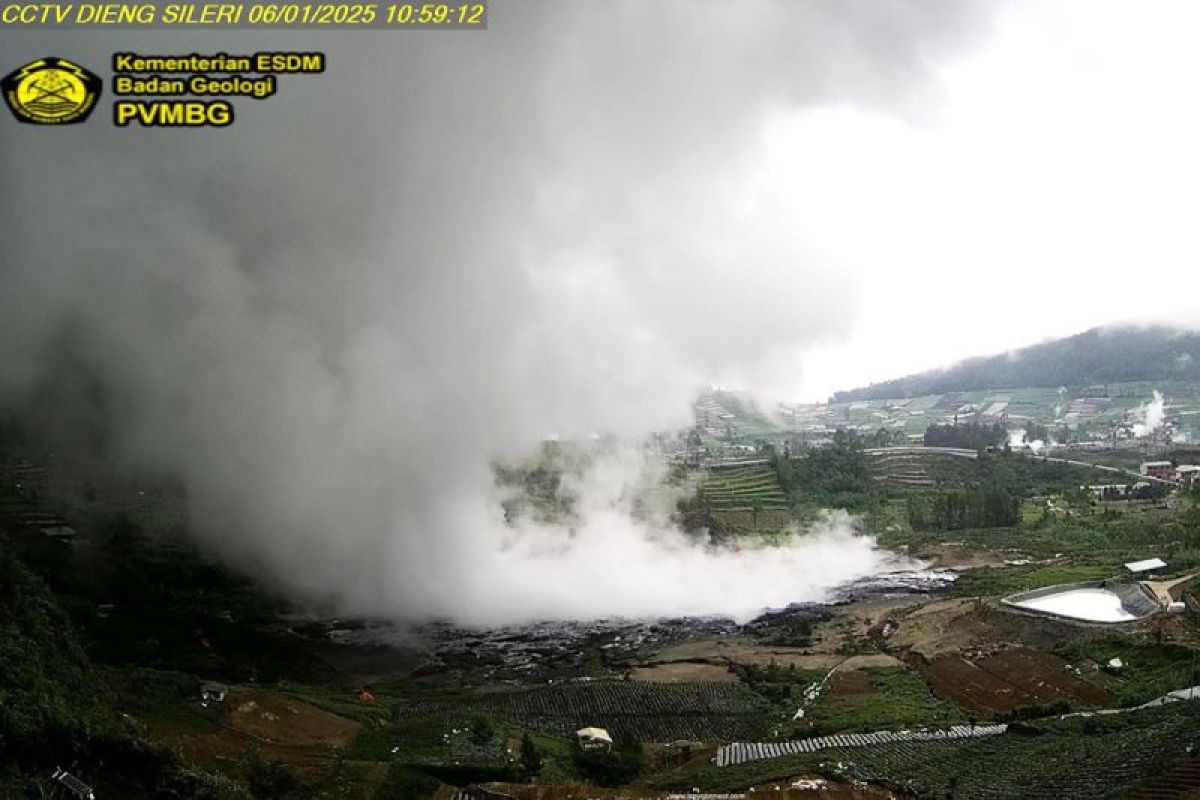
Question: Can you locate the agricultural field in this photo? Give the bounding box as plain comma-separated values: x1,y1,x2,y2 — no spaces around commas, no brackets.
392,680,772,744
919,648,1108,715
713,379,1200,453
4,377,1200,798
799,667,965,735
659,702,1200,797
698,464,789,512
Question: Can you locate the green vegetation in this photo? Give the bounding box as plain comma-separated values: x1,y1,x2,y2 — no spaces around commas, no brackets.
391,680,772,743
1061,640,1200,707
697,464,788,511
656,702,1200,797
5,363,1200,797
0,539,245,798
245,755,305,800
833,325,1200,401
571,737,646,787
773,431,877,512
494,442,585,526
923,421,1007,451
905,486,1020,531
801,668,966,736
372,764,439,800
883,495,1200,596
519,733,543,778
953,563,1115,597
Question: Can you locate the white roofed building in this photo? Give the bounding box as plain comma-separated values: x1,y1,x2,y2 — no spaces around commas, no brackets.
575,726,613,750
1125,558,1167,576
1176,465,1200,486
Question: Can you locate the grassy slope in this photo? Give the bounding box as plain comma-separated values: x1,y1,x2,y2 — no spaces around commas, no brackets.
0,540,244,799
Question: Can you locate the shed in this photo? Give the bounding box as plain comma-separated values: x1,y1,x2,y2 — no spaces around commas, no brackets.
575,726,613,750
1125,558,1167,576
200,682,228,703
1178,465,1200,485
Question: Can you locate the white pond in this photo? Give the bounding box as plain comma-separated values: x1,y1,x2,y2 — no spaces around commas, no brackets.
1011,587,1137,623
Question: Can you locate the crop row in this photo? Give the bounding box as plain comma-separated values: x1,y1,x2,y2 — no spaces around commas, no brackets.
394,681,771,743
698,703,1200,798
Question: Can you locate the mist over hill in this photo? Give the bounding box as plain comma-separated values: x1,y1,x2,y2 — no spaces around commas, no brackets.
831,326,1200,402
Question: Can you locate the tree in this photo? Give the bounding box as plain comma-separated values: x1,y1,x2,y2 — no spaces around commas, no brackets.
519,733,542,780
907,486,1019,532
924,421,1006,451
470,717,494,746
373,765,438,800
571,737,645,787
245,755,304,799
872,427,891,448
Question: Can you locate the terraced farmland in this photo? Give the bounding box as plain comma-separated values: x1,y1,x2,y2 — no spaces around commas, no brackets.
698,465,788,511
669,702,1200,798
863,447,978,489
394,680,771,743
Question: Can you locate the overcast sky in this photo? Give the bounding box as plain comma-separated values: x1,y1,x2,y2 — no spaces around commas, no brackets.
781,0,1200,400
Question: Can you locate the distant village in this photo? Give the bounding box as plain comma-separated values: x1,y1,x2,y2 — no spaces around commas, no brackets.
655,384,1200,491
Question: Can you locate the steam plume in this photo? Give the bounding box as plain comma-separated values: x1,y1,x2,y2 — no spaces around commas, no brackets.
1132,391,1166,438
0,2,997,624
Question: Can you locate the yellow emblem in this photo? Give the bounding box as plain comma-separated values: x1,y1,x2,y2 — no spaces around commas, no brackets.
2,57,102,125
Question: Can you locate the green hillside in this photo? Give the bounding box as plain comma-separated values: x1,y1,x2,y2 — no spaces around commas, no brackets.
699,465,788,511
833,326,1200,402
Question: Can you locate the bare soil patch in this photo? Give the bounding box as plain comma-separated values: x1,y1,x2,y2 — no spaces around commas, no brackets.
913,542,1024,570
889,598,999,657
836,653,904,670
921,647,1109,714
145,688,360,774
226,689,360,747
827,669,874,697
629,662,738,683
977,647,1108,707
649,639,841,670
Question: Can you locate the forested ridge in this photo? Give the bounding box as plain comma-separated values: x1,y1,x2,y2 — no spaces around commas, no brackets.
833,326,1200,402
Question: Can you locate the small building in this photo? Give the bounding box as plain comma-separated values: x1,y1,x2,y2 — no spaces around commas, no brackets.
200,682,228,703
51,768,95,800
1085,483,1132,500
1141,461,1176,481
1177,465,1200,486
1125,557,1167,578
575,726,613,751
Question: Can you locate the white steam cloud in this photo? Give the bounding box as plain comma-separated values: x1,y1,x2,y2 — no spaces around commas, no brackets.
0,2,998,625
1132,390,1166,437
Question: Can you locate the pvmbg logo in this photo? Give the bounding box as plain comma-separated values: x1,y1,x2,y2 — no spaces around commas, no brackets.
2,57,102,125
